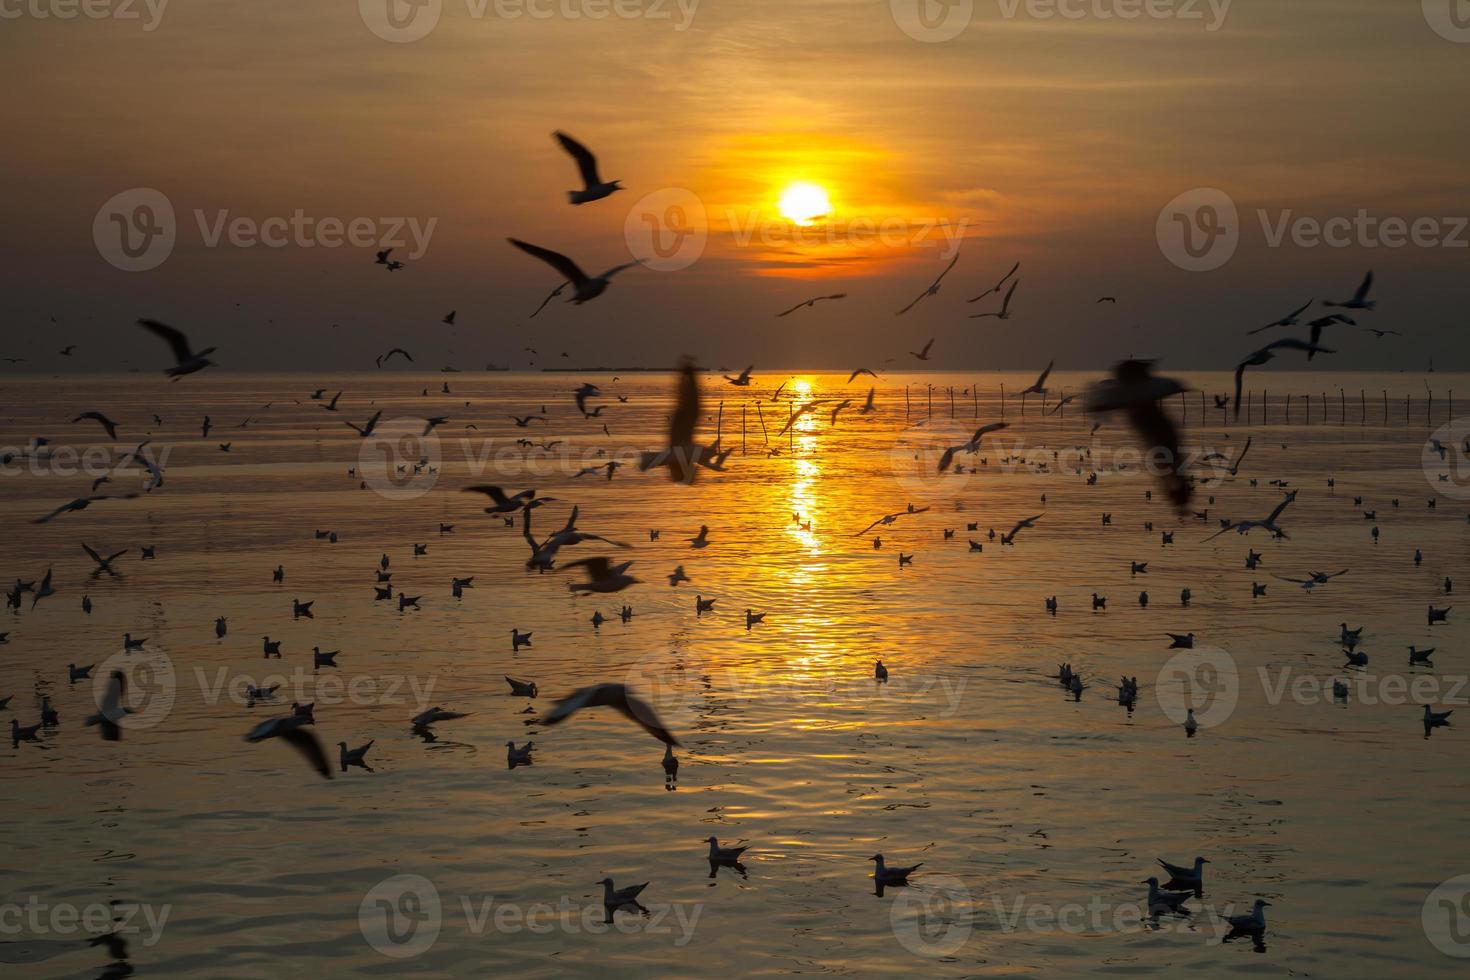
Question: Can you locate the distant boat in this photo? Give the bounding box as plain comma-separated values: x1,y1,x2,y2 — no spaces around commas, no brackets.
485,363,510,372
441,366,461,373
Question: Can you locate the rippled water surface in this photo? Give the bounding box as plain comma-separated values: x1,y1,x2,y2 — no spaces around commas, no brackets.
2,370,1468,977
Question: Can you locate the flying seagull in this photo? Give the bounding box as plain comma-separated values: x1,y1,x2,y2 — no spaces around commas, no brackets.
71,412,119,440
967,261,1018,303
137,319,216,378
540,683,680,745
554,131,623,205
508,239,640,305
1247,298,1313,335
1233,339,1335,419
1324,270,1376,310
777,293,846,317
244,714,331,779
969,279,1017,320
639,358,721,484
895,252,960,315
1019,360,1054,397
529,281,568,318
937,423,1009,473
1084,360,1192,512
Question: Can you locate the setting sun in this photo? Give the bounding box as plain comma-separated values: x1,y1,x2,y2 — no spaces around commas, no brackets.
777,181,831,226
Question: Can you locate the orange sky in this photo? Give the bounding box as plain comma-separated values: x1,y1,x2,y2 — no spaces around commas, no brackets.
3,0,1468,371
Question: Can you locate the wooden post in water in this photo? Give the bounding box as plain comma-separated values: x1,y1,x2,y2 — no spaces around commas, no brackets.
927,385,933,418
972,384,978,420
1382,389,1388,424
1263,390,1268,425
948,386,955,419
1405,394,1411,424
1286,393,1292,425
1427,388,1433,424
1000,383,1006,418
755,402,769,445
741,404,746,455
904,385,910,421
1246,391,1252,424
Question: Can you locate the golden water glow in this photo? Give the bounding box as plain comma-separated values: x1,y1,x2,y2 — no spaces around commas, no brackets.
777,182,831,226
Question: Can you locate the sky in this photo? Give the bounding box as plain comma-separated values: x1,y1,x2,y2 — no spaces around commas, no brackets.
2,0,1468,373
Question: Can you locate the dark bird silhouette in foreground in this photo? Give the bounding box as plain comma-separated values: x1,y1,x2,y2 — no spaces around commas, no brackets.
137,319,216,378
540,683,680,745
1085,360,1192,513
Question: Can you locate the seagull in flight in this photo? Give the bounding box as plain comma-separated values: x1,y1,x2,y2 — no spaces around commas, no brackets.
554,131,623,205
540,683,680,745
1084,360,1192,511
724,366,754,386
847,367,879,383
1205,491,1296,541
344,411,382,438
1019,360,1054,396
1324,270,1376,310
968,261,1018,303
895,252,960,315
969,279,1017,320
639,358,723,484
376,348,413,368
777,293,846,317
528,281,568,318
245,713,331,779
34,493,139,524
937,422,1009,473
910,338,935,361
1234,339,1335,418
82,543,129,576
1362,327,1402,338
508,239,640,305
1306,314,1354,356
71,412,119,440
1247,299,1313,334
999,514,1043,545
137,319,216,378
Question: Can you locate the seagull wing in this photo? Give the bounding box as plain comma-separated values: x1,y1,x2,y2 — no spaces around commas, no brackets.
281,726,332,779
137,319,195,363
669,358,700,449
554,131,602,189
1354,270,1373,302
508,239,589,287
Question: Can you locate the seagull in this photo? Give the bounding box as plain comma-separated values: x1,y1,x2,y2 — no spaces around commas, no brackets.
937,422,1009,473
506,740,535,767
999,514,1043,546
706,837,749,864
245,714,330,778
71,411,119,439
506,676,538,698
724,366,754,386
1167,632,1195,649
1423,704,1454,730
375,347,413,368
909,338,935,361
565,557,639,593
1204,491,1296,540
82,543,128,575
1234,339,1335,419
84,670,129,741
967,260,1018,302
667,565,690,587
320,390,343,411
344,410,382,438
1096,296,1116,304
1362,327,1401,338
1084,360,1192,511
1248,299,1313,334
847,367,879,383
1143,878,1191,916
339,740,374,772
137,319,216,378
1019,360,1054,397
870,854,922,884
969,279,1017,319
554,131,622,204
1225,899,1271,934
463,485,549,514
412,706,469,727
33,493,139,524
512,629,533,650
31,568,55,609
1306,315,1354,357
639,358,721,484
1324,270,1376,310
597,878,650,919
507,239,640,305
895,251,960,315
777,293,846,317
541,683,680,744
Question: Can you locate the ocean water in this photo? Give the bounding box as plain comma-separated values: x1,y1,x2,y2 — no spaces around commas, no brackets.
1,369,1467,978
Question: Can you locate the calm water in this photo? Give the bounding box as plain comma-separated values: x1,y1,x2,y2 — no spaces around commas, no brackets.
1,369,1468,978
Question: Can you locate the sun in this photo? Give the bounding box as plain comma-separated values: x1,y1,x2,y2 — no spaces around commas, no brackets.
777,182,831,226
